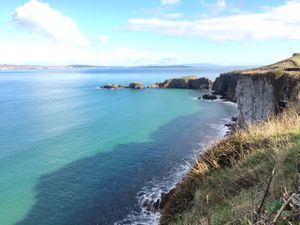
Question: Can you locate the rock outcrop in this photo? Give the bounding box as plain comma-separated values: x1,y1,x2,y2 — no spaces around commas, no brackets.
201,93,217,100
148,84,160,88
100,82,145,89
212,53,300,127
157,76,212,89
129,82,145,89
100,84,127,89
101,76,212,90
212,74,240,101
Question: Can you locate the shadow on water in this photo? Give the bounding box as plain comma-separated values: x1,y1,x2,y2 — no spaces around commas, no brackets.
15,109,223,225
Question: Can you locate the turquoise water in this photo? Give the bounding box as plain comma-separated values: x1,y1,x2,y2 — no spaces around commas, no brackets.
0,68,238,225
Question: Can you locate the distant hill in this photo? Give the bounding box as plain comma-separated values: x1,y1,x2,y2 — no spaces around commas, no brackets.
0,63,256,71
0,64,70,70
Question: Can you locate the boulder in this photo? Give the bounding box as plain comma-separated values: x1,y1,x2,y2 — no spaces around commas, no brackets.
202,93,218,100
129,82,145,89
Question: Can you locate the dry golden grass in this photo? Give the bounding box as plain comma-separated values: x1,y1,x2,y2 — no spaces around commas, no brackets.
160,108,300,225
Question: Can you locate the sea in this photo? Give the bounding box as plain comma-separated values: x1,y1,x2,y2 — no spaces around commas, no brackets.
0,66,241,225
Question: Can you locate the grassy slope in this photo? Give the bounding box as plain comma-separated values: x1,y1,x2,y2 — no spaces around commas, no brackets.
228,54,300,76
161,110,300,225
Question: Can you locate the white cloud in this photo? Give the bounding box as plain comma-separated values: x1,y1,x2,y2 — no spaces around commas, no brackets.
140,7,183,19
200,0,227,12
163,13,183,19
99,36,109,44
161,0,181,5
12,0,88,46
216,0,227,10
0,36,191,66
127,0,300,41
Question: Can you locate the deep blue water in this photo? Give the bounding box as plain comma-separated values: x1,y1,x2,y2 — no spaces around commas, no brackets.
0,67,238,225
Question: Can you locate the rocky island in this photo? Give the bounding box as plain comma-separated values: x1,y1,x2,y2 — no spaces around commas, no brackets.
100,82,145,89
100,76,213,90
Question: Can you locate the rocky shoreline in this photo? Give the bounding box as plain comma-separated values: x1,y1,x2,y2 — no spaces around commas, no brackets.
132,53,300,224
159,53,300,224
140,114,238,216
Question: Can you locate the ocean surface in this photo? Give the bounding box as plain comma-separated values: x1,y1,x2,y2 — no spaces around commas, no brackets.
0,66,239,225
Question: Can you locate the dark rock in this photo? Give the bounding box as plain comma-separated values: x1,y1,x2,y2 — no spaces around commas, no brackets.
142,199,160,213
231,117,237,122
129,82,145,89
225,118,238,135
141,189,176,213
100,84,126,89
202,93,218,100
212,73,241,101
152,199,160,211
225,123,236,129
189,77,213,89
293,53,300,57
160,189,176,209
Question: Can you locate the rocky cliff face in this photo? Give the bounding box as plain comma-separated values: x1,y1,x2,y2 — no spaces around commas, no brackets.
235,75,276,127
212,53,300,127
212,73,240,101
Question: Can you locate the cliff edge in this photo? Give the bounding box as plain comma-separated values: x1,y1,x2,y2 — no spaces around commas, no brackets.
213,53,300,127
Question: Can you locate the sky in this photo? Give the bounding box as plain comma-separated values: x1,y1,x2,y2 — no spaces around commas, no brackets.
0,0,299,66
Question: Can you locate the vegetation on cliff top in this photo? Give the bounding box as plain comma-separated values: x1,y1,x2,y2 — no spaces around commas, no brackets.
160,109,300,225
226,53,300,77
267,53,300,69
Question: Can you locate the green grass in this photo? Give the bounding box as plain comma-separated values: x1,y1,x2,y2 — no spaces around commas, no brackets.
161,110,300,225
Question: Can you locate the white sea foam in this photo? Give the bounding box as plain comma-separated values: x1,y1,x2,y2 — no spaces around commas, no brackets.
198,95,238,107
114,162,192,225
209,117,233,137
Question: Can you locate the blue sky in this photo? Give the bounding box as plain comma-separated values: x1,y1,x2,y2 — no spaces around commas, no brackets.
0,0,299,66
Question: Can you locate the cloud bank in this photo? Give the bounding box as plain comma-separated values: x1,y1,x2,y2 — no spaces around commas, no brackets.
12,0,88,45
128,0,300,41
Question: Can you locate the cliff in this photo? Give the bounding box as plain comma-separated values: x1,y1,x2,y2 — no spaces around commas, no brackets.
213,53,300,127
